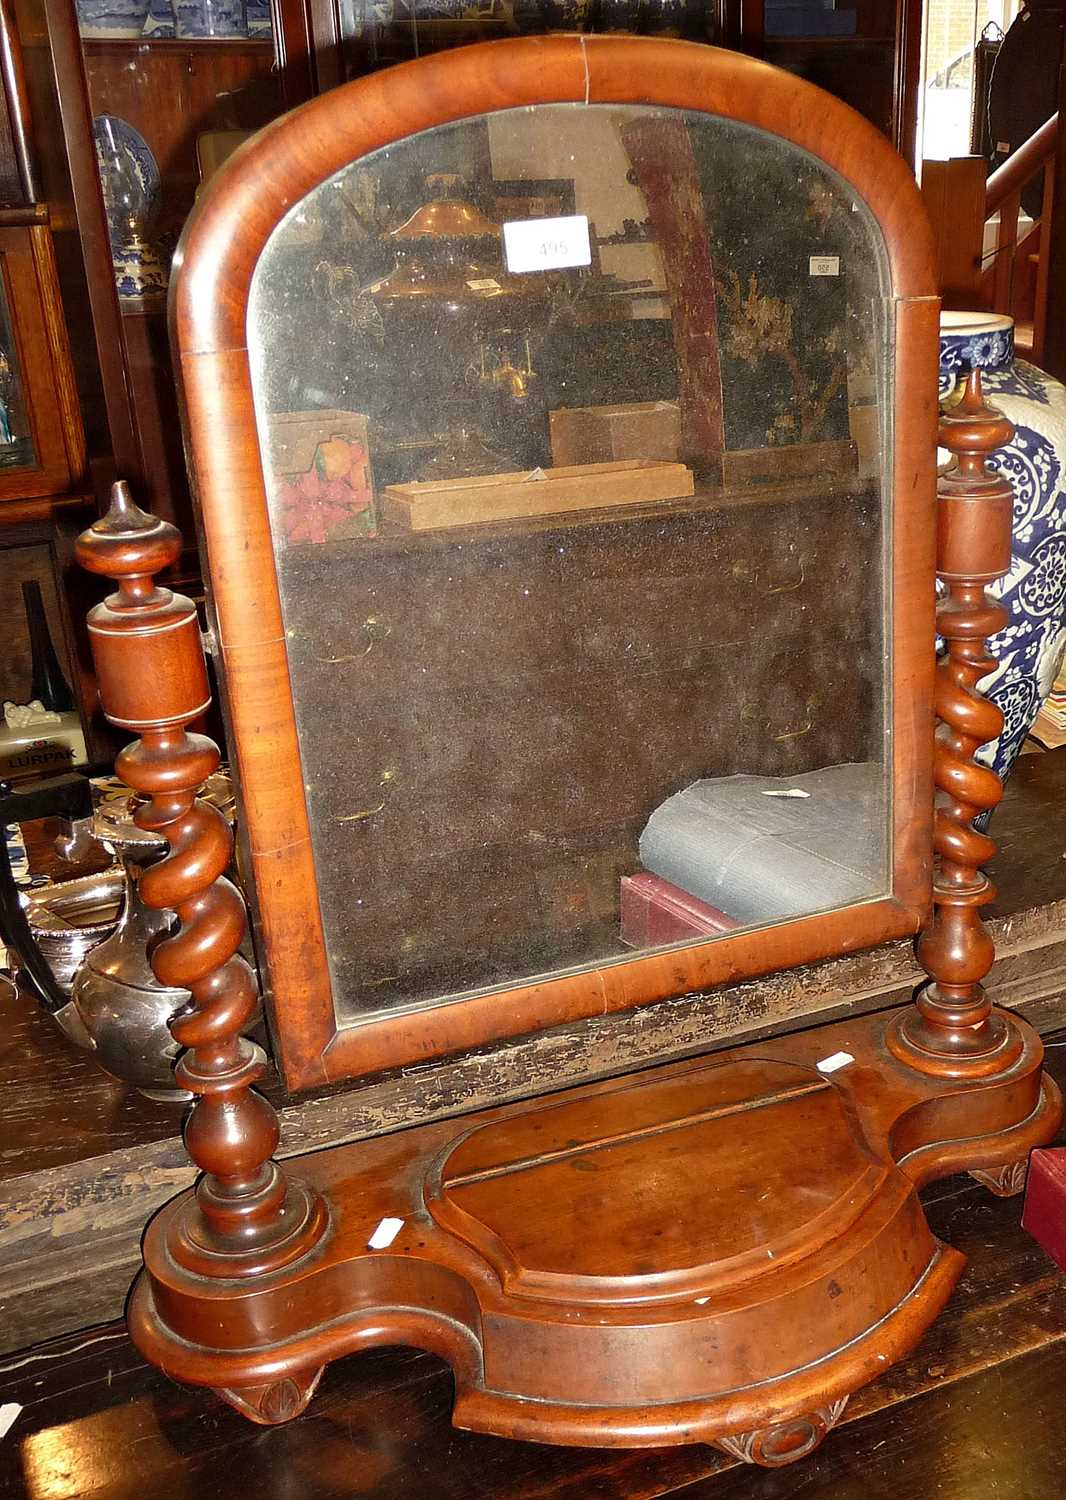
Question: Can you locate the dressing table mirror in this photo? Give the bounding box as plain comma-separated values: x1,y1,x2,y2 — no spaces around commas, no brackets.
76,35,1062,1467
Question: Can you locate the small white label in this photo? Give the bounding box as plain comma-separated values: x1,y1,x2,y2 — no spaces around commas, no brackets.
503,215,591,274
367,1216,404,1249
0,1405,21,1442
809,255,840,277
817,1051,855,1074
996,140,1011,154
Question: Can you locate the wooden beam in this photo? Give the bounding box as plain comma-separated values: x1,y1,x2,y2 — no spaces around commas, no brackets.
1043,67,1066,380
1033,164,1056,363
920,156,986,306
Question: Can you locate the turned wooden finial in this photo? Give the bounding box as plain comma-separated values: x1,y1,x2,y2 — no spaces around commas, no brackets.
77,481,183,603
77,485,328,1270
889,370,1021,1076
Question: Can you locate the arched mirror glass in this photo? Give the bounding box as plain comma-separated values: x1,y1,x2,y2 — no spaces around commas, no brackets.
246,104,893,1024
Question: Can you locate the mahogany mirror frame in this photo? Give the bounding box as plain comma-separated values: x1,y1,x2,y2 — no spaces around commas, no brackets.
171,33,940,1093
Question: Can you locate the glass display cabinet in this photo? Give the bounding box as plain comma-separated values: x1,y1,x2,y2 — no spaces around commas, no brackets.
76,34,1061,1468
13,0,919,554
13,0,314,539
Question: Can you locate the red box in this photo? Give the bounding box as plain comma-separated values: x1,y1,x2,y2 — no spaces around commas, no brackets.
620,872,740,948
1022,1148,1066,1272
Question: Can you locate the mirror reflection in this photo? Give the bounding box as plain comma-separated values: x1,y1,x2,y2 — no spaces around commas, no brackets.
247,104,893,1021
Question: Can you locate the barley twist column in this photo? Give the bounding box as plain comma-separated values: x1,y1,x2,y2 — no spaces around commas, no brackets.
889,370,1023,1077
76,482,329,1288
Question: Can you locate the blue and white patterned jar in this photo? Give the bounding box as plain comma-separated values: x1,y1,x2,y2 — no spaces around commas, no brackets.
939,311,1066,788
113,230,168,302
75,0,151,36
174,0,247,35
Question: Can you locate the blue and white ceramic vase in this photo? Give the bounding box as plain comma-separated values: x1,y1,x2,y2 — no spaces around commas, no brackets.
174,0,247,35
939,310,1066,789
246,0,272,34
113,228,168,302
76,0,151,36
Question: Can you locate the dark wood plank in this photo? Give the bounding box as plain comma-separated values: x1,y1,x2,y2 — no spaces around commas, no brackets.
1040,63,1066,383
0,971,190,1180
673,1340,1066,1499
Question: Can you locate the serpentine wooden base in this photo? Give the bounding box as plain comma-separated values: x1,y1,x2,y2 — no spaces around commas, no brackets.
128,1007,1061,1465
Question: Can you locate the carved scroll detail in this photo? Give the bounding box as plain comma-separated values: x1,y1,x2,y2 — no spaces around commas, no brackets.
218,1369,325,1425
970,1157,1030,1197
716,1396,849,1466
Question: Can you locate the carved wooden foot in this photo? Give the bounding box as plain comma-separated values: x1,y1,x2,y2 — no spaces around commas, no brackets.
716,1398,848,1467
969,1157,1029,1197
217,1368,324,1425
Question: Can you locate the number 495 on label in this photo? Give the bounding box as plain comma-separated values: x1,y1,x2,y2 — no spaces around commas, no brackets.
503,215,592,274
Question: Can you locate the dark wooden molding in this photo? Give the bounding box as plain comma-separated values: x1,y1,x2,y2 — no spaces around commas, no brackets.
0,0,38,203
0,219,85,499
1043,64,1066,381
32,0,143,486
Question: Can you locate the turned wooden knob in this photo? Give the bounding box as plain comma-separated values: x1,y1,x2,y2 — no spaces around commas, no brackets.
77,482,209,733
76,480,183,586
937,371,1014,583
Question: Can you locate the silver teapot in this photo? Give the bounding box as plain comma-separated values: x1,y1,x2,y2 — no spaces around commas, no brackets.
18,772,236,1102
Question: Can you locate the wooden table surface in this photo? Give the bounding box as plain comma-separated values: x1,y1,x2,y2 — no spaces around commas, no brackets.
1,1045,1064,1499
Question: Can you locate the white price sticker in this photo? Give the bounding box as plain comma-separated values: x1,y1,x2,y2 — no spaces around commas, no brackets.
503,215,591,274
367,1216,404,1250
817,1051,855,1074
809,255,840,277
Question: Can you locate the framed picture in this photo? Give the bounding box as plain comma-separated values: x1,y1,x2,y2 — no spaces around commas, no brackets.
0,217,84,502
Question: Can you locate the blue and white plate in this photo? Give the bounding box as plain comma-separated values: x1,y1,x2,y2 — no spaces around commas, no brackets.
76,1,151,37
92,115,161,242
